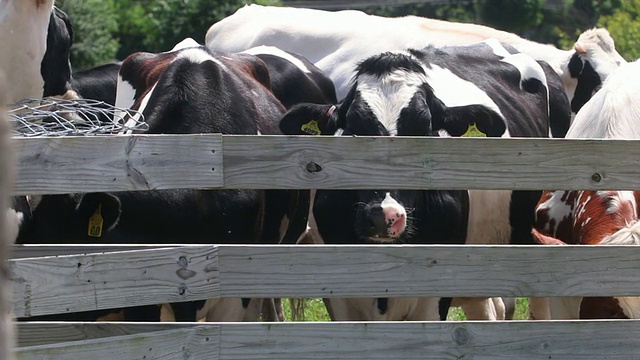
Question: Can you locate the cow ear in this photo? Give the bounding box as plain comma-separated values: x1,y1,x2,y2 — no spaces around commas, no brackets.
279,103,338,135
531,229,567,245
76,193,121,235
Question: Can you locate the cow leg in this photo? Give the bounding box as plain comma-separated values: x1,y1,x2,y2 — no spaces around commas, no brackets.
170,301,204,322
528,297,551,320
264,298,284,321
325,297,361,321
502,297,517,320
204,298,262,322
438,297,453,320
453,297,504,320
123,305,162,321
274,298,284,321
548,296,582,319
405,297,441,321
242,298,264,321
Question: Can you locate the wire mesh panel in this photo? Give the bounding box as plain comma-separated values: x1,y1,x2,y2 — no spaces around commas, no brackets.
8,97,148,137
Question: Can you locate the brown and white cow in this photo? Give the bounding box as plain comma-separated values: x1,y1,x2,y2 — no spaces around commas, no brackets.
533,191,640,319
532,59,640,320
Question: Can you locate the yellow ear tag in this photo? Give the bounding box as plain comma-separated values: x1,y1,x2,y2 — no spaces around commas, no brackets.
461,123,487,137
88,204,104,237
301,120,322,135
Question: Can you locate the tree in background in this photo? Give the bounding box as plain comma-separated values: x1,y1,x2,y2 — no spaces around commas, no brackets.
57,0,637,69
598,0,640,60
59,0,281,70
475,0,546,33
57,0,119,70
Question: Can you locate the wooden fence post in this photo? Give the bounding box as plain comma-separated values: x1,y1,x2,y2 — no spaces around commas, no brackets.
0,72,15,359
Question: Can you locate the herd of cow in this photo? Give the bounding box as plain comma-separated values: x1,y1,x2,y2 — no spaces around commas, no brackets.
4,0,640,324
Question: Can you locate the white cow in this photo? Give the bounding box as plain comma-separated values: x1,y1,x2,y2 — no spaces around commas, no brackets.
0,0,55,103
205,4,625,112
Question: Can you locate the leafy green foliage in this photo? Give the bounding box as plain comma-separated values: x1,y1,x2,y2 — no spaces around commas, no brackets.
598,0,640,60
475,0,546,32
57,0,120,70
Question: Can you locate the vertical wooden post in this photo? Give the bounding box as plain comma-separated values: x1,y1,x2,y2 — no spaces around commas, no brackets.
0,72,15,359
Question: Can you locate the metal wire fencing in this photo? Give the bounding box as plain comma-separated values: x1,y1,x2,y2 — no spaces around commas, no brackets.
8,97,147,137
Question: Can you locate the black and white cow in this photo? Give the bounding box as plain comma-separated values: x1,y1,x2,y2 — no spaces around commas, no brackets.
280,42,568,321
70,62,122,105
18,45,291,322
41,6,74,98
206,4,625,116
243,46,338,108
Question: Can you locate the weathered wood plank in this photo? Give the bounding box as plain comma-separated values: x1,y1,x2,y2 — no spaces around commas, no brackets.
222,135,640,190
216,245,640,298
16,325,220,360
15,321,640,359
11,135,640,194
10,244,197,259
12,134,222,195
12,245,640,317
16,322,179,347
10,246,220,317
0,75,15,360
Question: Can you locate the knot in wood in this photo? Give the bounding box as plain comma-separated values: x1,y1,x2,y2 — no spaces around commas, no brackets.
177,256,188,267
452,326,473,345
305,161,322,173
591,172,602,183
178,284,187,296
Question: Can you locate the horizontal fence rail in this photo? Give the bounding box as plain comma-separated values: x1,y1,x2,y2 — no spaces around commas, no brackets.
11,244,640,317
16,321,640,359
12,134,640,359
12,134,640,194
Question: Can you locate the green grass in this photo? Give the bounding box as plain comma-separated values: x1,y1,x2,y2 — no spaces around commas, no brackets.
282,297,529,321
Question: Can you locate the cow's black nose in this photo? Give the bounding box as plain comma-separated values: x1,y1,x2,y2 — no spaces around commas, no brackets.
365,205,388,237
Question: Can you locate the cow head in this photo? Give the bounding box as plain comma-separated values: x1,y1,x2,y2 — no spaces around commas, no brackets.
280,51,497,243
568,28,626,113
19,193,121,244
41,6,74,97
282,52,507,139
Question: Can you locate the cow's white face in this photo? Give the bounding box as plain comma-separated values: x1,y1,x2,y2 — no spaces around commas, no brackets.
356,69,428,136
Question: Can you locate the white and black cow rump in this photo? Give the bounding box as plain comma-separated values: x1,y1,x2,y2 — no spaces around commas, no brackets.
243,46,338,108
280,43,566,321
206,4,625,119
70,62,122,105
18,45,292,322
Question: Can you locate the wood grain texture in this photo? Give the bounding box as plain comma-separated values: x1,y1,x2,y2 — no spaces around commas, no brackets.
11,244,640,317
16,325,220,360
15,321,640,359
222,135,640,190
13,134,222,195
12,134,640,194
216,245,640,298
11,246,220,317
10,244,195,259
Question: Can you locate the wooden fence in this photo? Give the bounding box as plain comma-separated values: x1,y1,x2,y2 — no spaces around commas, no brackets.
10,134,640,359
